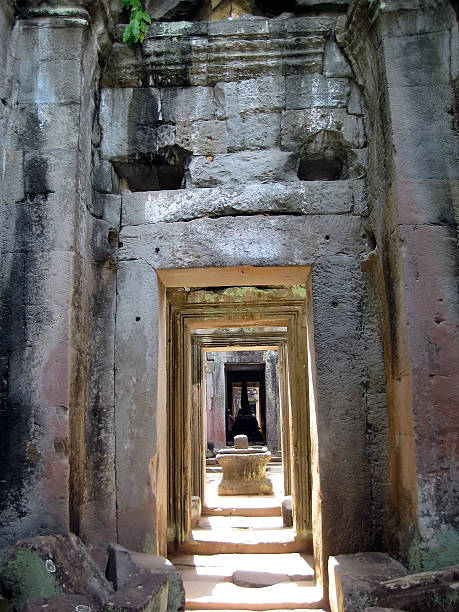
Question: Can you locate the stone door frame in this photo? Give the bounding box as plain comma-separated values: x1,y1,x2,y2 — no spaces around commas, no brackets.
159,268,312,551
190,329,291,501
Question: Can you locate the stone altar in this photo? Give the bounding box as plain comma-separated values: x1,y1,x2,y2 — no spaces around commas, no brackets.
216,443,273,495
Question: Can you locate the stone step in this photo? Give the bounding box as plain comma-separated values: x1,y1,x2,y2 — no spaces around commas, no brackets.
169,553,315,583
196,516,284,531
203,503,281,518
178,527,312,555
183,579,323,610
203,493,282,518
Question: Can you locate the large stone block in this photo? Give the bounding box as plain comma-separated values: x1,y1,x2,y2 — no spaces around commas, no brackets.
16,59,81,104
285,74,349,110
328,553,407,612
388,84,456,180
226,113,280,151
119,215,366,269
281,108,366,150
121,180,364,225
187,150,297,187
130,550,186,612
0,534,113,612
323,37,353,78
161,86,215,122
23,149,77,197
11,21,85,60
100,88,161,159
7,104,80,150
0,148,24,204
176,120,227,155
215,76,285,118
384,31,451,88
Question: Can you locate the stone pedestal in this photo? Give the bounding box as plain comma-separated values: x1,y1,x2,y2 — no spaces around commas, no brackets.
216,449,273,495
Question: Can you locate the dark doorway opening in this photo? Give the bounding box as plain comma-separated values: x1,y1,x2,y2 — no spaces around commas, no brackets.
225,363,266,445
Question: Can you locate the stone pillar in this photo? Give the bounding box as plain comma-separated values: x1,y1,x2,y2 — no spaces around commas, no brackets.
341,0,459,571
0,2,116,550
264,350,280,453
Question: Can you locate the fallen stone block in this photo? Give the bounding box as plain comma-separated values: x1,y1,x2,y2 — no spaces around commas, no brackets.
328,552,407,612
329,552,459,612
23,594,94,612
377,565,459,611
126,550,185,612
103,573,168,612
0,534,113,612
106,544,139,591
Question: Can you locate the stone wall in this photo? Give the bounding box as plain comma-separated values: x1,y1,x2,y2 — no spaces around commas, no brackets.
0,1,118,554
341,0,459,571
0,0,457,600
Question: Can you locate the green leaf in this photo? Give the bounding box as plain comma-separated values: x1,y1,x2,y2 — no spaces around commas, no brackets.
122,0,150,47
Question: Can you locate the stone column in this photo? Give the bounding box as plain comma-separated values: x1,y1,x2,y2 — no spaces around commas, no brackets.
342,0,459,570
0,2,116,551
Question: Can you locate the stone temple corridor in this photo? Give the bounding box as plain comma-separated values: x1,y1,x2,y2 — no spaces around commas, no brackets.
0,1,458,611
169,460,325,610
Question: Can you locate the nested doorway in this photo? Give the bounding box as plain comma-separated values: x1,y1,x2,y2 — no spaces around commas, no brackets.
225,363,266,446
158,266,313,555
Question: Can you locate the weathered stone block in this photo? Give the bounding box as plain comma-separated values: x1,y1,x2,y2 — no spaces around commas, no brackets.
384,31,451,88
208,18,269,37
216,450,273,495
120,214,366,270
323,37,353,78
388,85,456,180
11,21,85,61
0,148,24,204
0,534,113,612
187,150,297,187
23,595,95,612
161,86,215,122
226,113,280,151
100,88,161,159
286,74,349,110
191,496,202,529
93,156,119,194
7,104,80,150
130,551,186,612
347,82,364,116
103,574,168,612
23,149,77,196
232,569,290,588
234,434,248,449
328,553,407,612
176,120,227,155
215,76,285,118
281,109,366,150
121,180,363,225
17,59,81,105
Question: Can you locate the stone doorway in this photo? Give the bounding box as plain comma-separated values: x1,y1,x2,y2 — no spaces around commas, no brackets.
159,266,312,555
225,363,266,446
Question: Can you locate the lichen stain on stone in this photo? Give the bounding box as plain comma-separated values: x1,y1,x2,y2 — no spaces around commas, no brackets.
26,442,40,464
291,285,307,298
0,549,62,611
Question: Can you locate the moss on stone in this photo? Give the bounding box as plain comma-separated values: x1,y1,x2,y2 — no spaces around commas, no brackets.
0,549,62,611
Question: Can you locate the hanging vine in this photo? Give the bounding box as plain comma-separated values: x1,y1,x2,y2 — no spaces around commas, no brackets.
122,0,151,46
